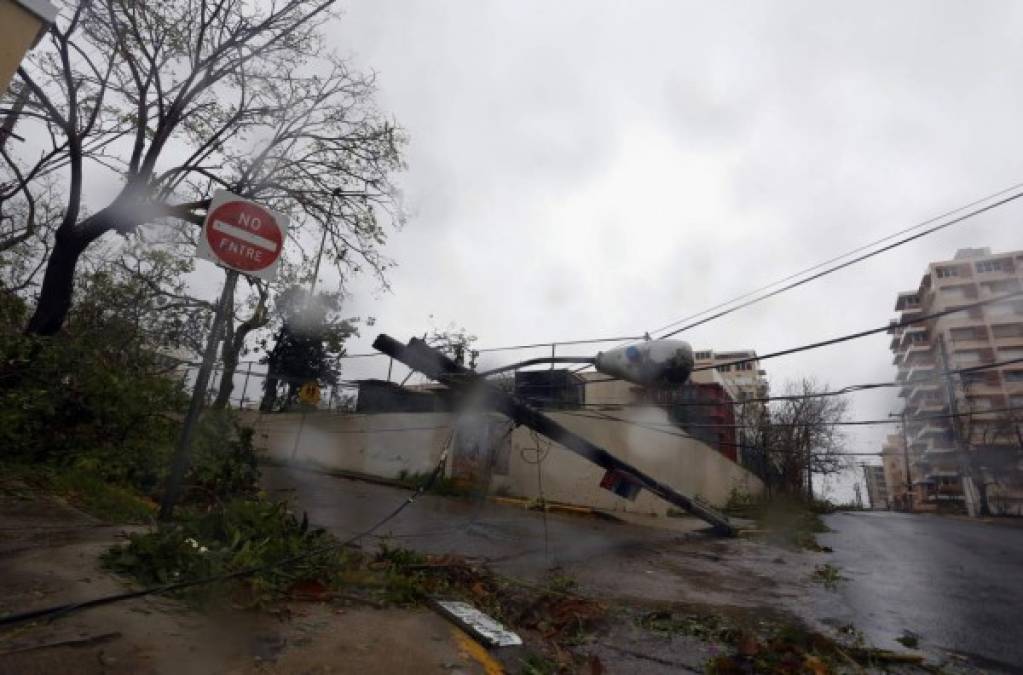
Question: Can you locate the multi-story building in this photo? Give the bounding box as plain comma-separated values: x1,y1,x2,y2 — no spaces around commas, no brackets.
887,247,1023,515
692,349,770,401
862,464,889,510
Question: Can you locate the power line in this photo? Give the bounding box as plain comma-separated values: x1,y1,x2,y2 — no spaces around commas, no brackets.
691,289,1023,373
656,186,1023,339
645,181,1023,338
561,404,1023,430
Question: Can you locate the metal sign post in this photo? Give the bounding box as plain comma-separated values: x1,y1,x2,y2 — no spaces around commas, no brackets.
159,191,289,520
159,270,239,520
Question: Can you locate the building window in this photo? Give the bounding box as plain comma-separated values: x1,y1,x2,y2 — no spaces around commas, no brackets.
716,365,731,372
992,323,1023,339
976,259,1011,274
936,266,960,278
1004,370,1023,383
694,351,712,360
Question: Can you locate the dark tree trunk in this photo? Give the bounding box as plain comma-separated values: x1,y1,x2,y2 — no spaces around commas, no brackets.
26,228,92,335
214,285,268,410
259,375,279,412
25,209,116,336
212,337,239,409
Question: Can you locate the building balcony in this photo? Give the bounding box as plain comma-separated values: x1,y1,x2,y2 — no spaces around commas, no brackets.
950,338,990,351
993,335,1023,350
922,443,957,459
914,424,949,444
902,382,940,400
906,363,937,383
913,400,947,415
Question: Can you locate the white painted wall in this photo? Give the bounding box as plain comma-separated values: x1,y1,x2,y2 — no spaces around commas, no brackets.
244,411,453,479
245,408,764,513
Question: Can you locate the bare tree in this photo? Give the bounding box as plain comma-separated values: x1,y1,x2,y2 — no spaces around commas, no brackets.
749,379,850,499
957,392,1023,516
3,0,405,336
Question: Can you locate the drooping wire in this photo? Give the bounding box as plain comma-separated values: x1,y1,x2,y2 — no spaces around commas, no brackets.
655,185,1023,339
690,289,1023,373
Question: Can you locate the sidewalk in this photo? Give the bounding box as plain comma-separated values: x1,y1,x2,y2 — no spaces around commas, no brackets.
0,489,494,674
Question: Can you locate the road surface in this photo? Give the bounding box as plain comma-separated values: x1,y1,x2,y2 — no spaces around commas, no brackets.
818,510,1023,673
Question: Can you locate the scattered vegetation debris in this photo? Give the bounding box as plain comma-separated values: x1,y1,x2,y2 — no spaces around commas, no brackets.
635,605,927,675
810,563,844,590
396,469,471,497
895,631,920,649
639,610,740,643
102,498,351,607
724,492,833,551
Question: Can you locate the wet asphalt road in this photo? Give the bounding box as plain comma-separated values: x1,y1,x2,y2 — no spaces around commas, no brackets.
817,511,1023,673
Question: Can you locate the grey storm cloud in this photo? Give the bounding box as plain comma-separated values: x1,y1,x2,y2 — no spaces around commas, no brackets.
273,0,1023,499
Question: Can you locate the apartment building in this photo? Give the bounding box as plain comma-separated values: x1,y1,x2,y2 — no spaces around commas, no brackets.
692,349,770,401
887,247,1023,515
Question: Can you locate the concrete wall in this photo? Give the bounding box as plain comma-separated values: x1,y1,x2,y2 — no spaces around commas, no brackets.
245,411,453,479
246,408,764,514
493,409,763,514
0,1,54,91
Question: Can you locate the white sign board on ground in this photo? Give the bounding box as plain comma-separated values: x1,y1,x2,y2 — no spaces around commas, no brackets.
195,190,289,281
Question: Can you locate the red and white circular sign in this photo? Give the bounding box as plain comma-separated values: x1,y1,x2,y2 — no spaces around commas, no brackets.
204,199,283,273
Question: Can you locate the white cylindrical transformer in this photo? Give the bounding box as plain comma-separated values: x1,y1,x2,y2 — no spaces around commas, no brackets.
594,339,694,387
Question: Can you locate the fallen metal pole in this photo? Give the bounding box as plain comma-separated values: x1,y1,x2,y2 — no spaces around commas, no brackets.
372,334,735,536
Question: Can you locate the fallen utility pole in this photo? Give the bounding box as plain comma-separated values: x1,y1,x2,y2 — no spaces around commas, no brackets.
372,334,736,536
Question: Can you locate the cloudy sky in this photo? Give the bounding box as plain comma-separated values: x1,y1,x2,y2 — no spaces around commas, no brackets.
93,0,1014,501
11,1,1023,502
305,1,1023,499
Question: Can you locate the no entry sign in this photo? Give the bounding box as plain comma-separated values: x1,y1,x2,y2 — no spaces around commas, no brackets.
195,190,289,281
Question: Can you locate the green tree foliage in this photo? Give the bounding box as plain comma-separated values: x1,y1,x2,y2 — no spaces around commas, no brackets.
258,287,359,411
1,275,260,505
6,0,406,335
0,288,185,490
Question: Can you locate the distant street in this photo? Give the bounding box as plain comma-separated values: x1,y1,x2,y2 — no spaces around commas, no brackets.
817,511,1023,673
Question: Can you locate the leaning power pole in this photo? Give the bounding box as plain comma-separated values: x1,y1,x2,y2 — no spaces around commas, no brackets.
899,411,914,511
373,334,737,536
937,335,980,517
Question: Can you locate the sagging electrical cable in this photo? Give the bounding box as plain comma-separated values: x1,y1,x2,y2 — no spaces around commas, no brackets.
657,188,1023,339
690,289,1023,373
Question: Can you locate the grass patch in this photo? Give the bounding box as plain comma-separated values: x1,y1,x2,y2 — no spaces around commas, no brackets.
810,563,844,590
727,493,832,551
395,469,471,497
1,461,156,524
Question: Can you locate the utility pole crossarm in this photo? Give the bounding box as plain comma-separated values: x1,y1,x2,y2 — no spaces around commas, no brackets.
371,334,736,536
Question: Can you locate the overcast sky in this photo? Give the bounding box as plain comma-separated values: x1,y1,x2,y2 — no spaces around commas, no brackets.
298,1,1023,500
116,1,1020,501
